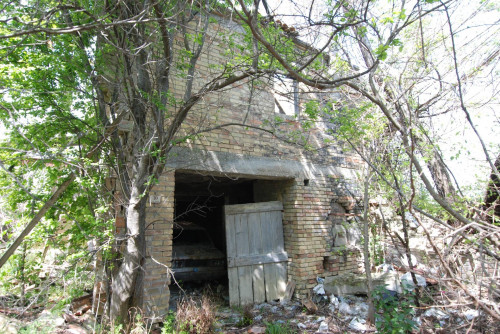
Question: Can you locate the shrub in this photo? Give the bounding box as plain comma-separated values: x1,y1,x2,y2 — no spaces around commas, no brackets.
372,286,417,334
161,311,176,334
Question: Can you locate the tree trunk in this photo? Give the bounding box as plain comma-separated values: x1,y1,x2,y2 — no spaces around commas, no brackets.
109,181,147,323
427,149,456,200
362,169,375,324
483,153,500,222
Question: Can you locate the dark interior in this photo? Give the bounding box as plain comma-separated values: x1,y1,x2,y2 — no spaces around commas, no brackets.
174,172,255,263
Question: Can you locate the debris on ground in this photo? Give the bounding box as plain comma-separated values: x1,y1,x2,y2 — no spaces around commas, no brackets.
400,272,427,291
301,298,318,314
348,316,367,332
0,278,496,333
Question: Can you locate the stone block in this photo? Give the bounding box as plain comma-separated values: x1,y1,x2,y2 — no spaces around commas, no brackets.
324,272,400,296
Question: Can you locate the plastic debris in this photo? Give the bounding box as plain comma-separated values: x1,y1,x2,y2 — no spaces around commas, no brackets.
316,276,325,284
379,288,398,300
339,301,352,315
424,308,449,320
313,284,325,295
330,295,339,309
401,272,426,291
348,317,367,332
464,309,480,321
377,263,394,272
352,302,369,318
401,254,418,268
297,323,307,329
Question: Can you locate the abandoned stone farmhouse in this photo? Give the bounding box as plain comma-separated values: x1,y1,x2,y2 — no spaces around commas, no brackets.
109,14,365,317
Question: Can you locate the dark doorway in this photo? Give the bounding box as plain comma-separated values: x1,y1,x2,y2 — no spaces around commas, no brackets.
174,172,255,253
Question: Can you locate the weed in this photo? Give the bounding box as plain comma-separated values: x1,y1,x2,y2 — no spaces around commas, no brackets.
161,311,176,334
19,320,57,334
372,286,417,334
264,321,297,334
236,305,254,327
175,295,216,333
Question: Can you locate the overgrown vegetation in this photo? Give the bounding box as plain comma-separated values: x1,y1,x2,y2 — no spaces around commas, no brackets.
235,305,254,327
173,296,217,334
372,287,417,334
0,0,498,332
264,320,297,334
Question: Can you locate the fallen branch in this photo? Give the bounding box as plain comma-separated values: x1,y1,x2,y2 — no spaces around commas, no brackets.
416,216,500,320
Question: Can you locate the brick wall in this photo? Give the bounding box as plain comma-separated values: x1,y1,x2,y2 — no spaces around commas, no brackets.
113,16,364,317
142,172,175,317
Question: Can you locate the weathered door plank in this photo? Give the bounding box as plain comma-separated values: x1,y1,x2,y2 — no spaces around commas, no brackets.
225,201,287,306
236,213,253,305
225,214,239,306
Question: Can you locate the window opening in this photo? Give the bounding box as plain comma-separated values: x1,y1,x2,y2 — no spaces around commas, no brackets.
273,75,299,117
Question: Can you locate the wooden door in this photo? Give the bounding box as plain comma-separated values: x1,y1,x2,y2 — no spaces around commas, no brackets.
224,201,288,306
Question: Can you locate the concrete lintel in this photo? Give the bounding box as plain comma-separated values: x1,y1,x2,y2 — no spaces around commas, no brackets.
166,147,356,181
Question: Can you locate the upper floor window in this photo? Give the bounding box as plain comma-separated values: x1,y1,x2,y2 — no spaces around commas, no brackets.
273,75,299,117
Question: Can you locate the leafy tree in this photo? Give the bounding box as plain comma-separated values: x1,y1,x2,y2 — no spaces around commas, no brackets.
236,0,499,321
0,0,274,323
1,0,499,326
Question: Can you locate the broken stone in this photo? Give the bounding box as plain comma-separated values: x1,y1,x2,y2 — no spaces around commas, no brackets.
255,303,270,310
314,316,326,323
332,225,348,246
248,325,266,334
253,315,263,322
0,314,22,334
316,321,329,333
36,310,66,328
324,272,401,296
65,323,91,334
